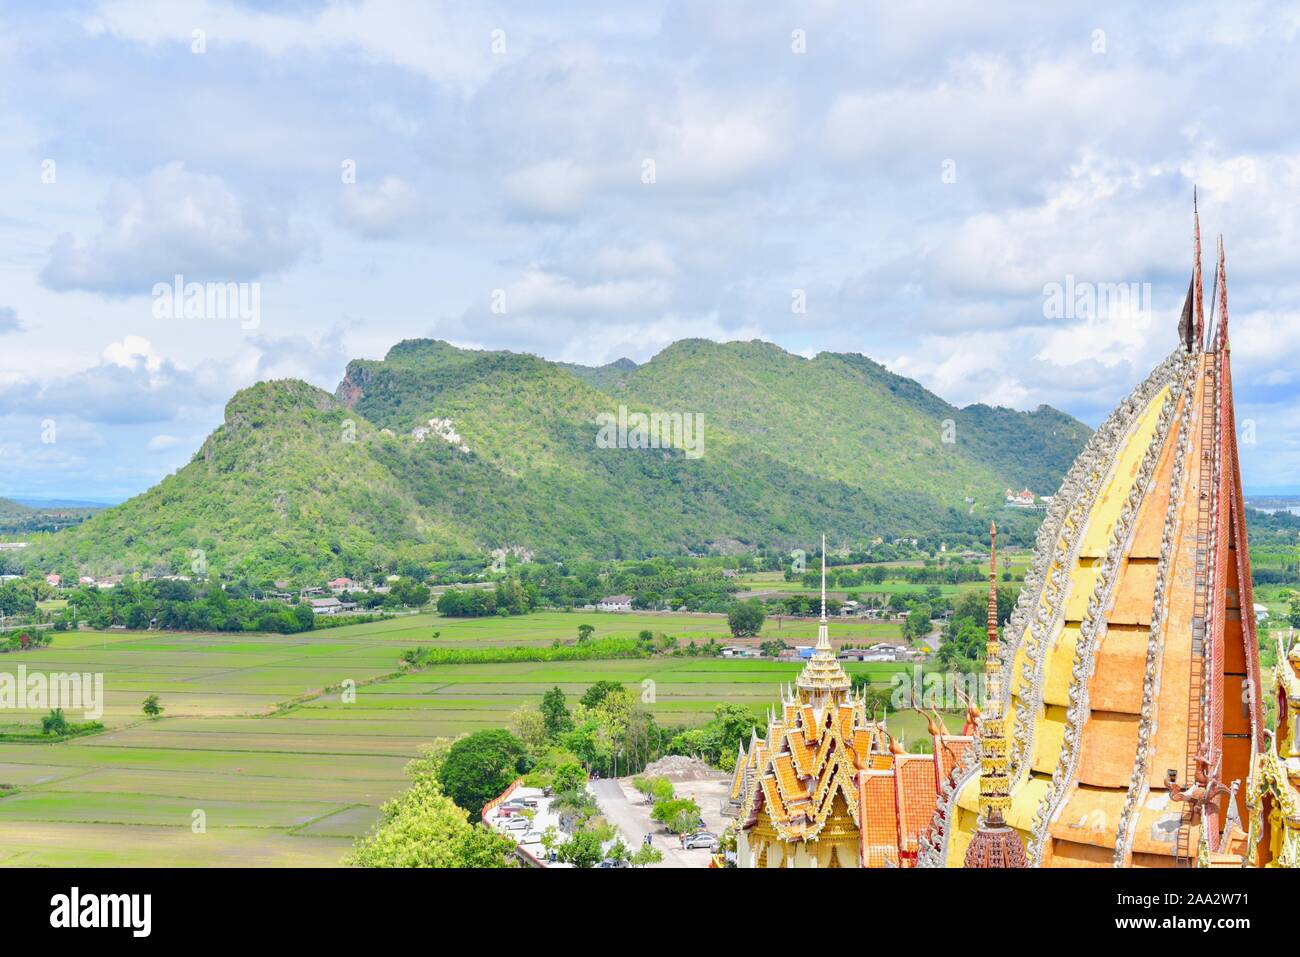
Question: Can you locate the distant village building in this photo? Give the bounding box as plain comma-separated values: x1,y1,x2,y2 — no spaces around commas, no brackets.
597,595,633,612
328,577,356,594
309,597,343,615
44,574,61,587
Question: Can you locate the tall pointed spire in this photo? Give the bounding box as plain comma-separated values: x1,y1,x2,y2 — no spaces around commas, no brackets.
963,521,1027,867
796,533,851,701
1194,186,1205,348
819,533,828,624
1215,234,1229,351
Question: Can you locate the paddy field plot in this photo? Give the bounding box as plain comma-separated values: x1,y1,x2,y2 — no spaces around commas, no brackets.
0,610,928,866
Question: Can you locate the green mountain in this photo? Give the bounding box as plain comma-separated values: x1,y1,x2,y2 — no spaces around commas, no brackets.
12,339,1090,579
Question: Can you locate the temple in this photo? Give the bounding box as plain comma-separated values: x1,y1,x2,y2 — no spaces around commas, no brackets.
729,536,974,867
922,201,1271,867
1246,637,1300,866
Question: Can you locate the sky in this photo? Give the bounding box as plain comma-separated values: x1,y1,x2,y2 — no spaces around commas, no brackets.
2,0,1300,502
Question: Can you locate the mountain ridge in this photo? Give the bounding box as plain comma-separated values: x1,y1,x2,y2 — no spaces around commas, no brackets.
7,338,1091,579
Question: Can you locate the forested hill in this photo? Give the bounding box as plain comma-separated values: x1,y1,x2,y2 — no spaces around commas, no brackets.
13,339,1089,579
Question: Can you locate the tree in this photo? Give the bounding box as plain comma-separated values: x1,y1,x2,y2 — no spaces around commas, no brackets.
437,729,529,817
905,605,933,641
727,599,765,638
540,686,573,738
630,843,663,867
347,778,515,868
556,829,604,868
42,709,68,735
580,680,624,709
651,797,701,834
606,839,632,866
552,762,587,794
577,623,595,643
141,694,163,718
508,704,548,756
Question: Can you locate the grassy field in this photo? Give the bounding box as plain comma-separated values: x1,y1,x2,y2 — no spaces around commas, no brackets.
0,610,932,867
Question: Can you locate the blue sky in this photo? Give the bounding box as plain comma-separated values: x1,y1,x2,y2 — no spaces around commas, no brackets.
2,1,1299,501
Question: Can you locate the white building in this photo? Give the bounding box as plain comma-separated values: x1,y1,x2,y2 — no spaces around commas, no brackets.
597,595,633,612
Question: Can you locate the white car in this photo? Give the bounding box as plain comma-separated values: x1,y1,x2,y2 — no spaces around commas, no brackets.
682,832,719,850
519,830,546,844
503,816,532,831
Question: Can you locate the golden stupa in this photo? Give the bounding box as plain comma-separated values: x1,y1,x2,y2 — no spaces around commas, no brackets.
921,201,1269,867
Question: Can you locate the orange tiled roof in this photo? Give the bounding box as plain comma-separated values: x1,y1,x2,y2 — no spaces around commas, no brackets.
851,729,874,767
838,705,855,740
773,753,807,805
895,755,940,854
787,730,815,775
760,775,787,822
860,772,900,867
801,705,819,742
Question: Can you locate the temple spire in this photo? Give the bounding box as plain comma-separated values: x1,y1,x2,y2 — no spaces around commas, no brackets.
819,534,827,623
1215,235,1229,351
962,521,1027,867
796,533,851,700
1194,187,1205,349
814,534,831,653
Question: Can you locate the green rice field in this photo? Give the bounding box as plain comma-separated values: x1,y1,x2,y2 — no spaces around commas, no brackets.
0,610,925,867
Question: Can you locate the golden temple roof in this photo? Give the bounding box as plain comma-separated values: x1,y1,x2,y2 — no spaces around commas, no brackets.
921,204,1270,869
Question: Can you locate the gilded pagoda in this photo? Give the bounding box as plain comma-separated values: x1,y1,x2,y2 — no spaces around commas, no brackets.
1245,637,1300,866
729,537,975,867
921,202,1271,867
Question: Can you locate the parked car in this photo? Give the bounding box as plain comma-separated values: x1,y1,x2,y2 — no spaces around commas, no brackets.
504,816,532,831
597,859,629,868
519,831,546,845
683,832,719,850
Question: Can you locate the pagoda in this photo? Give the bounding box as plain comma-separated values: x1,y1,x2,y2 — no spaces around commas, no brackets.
963,522,1027,867
921,200,1270,867
1245,636,1300,866
730,536,975,867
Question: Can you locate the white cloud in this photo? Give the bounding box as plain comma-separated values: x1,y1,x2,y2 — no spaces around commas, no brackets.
0,306,18,334
41,163,310,295
336,177,418,239
146,433,180,451
87,0,500,92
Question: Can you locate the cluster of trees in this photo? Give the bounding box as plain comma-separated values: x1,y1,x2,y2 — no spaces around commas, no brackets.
936,587,1017,672
666,703,764,769
348,738,517,868
633,774,702,837
0,629,53,653
517,681,669,779
13,577,428,635
435,579,538,617
0,579,50,618
511,557,742,613
64,580,319,634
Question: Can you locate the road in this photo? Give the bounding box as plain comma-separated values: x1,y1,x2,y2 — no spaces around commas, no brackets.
590,777,727,868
